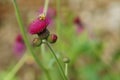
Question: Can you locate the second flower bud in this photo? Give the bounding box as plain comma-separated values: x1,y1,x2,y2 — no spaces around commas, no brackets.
32,38,42,47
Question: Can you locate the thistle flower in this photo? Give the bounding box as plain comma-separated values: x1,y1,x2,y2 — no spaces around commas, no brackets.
29,17,50,34
29,8,57,47
13,34,26,56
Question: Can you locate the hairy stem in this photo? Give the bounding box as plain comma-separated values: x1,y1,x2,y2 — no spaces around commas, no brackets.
45,42,68,80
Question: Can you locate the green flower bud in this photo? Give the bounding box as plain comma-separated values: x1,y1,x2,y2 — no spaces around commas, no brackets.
63,57,70,63
32,38,42,47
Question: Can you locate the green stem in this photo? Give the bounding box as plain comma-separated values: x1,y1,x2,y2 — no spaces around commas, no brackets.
12,0,50,80
56,0,60,19
43,0,49,16
45,42,68,80
45,70,51,80
13,0,45,71
41,40,46,60
42,0,52,79
3,53,27,80
65,63,68,78
41,40,52,80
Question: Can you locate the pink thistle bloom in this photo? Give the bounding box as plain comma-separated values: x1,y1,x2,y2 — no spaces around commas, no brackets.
74,17,84,33
29,18,50,34
38,7,56,20
13,34,26,57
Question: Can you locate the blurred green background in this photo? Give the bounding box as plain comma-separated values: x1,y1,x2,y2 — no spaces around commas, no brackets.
0,0,120,80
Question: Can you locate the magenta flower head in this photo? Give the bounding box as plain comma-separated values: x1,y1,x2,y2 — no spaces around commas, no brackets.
13,34,26,57
29,17,50,34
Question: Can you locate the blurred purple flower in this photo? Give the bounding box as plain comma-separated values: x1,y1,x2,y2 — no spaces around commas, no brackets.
13,34,26,57
74,17,84,33
37,7,56,27
38,7,56,20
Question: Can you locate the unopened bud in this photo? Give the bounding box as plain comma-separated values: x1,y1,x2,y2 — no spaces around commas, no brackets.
63,57,70,63
32,38,42,47
47,34,57,43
